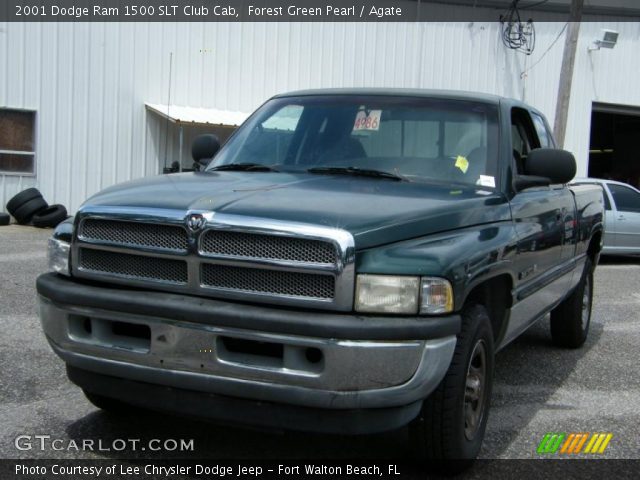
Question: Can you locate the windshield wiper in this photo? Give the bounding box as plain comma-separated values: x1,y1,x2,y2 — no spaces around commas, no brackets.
209,163,278,172
307,166,405,181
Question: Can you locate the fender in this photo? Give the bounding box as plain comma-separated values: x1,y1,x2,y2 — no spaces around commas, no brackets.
355,221,518,311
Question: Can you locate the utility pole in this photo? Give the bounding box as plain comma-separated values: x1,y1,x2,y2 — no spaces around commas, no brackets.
553,0,584,148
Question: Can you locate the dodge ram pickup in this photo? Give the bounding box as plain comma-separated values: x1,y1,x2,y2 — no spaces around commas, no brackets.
37,89,604,462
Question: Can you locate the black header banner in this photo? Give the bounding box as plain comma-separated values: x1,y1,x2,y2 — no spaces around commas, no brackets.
2,0,639,22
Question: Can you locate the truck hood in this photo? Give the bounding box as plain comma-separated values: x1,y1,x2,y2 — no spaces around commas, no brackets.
81,172,511,249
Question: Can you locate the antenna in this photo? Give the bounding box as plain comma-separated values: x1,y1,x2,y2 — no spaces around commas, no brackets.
163,52,173,169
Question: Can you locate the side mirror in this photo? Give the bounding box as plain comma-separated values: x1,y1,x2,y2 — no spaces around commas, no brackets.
515,148,576,191
191,134,221,166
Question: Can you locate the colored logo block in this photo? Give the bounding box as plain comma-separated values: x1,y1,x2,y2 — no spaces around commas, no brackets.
537,432,612,454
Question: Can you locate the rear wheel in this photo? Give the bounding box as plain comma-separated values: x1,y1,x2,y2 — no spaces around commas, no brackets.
550,258,593,348
410,303,494,470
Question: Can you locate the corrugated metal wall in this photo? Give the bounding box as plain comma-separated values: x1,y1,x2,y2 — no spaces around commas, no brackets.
1,19,639,213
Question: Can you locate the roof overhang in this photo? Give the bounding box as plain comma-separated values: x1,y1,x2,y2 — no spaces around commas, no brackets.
422,0,640,17
145,103,249,128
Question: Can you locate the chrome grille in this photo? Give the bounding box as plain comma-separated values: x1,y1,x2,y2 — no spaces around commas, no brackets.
200,230,337,264
73,210,355,311
80,219,188,252
201,264,335,299
79,248,188,284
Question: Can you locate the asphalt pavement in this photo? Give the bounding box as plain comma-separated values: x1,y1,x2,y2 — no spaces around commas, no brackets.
1,225,638,466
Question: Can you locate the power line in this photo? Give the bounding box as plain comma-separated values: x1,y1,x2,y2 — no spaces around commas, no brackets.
520,22,568,78
500,0,536,55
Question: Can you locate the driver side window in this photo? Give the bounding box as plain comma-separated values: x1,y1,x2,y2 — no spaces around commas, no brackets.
511,108,541,175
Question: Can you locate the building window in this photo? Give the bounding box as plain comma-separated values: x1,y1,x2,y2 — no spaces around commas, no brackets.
0,109,36,174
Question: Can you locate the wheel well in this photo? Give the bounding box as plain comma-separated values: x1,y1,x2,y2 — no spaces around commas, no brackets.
464,275,513,343
587,230,603,263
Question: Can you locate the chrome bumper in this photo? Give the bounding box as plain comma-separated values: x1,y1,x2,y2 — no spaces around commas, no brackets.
39,296,456,410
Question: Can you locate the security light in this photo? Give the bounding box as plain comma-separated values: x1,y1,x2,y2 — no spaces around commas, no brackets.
591,29,619,50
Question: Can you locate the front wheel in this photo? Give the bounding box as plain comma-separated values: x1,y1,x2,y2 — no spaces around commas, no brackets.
410,303,495,469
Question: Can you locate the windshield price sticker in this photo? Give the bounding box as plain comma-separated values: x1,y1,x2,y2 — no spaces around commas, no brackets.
353,110,382,131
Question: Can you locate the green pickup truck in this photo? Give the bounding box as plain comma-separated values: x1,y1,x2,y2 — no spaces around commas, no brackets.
38,89,604,462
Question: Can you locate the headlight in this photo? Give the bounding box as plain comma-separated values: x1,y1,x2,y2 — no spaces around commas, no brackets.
355,275,420,314
47,237,70,276
420,277,454,314
355,274,454,315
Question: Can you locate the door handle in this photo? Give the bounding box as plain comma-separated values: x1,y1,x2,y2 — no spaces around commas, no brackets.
618,215,625,221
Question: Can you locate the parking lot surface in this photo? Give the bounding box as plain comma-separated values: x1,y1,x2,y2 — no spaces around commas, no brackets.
1,225,639,461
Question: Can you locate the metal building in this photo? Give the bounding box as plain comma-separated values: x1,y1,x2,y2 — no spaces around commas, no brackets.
1,7,640,213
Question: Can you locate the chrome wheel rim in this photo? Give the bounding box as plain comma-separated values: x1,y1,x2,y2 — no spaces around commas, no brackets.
464,339,487,441
582,274,591,331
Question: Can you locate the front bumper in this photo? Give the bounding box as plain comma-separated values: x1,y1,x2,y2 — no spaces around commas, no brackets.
66,366,424,435
37,273,459,429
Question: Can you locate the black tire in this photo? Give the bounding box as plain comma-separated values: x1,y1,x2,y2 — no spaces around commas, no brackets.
0,213,9,226
31,204,68,228
550,258,593,348
6,187,42,213
410,304,495,470
83,390,135,415
12,197,48,225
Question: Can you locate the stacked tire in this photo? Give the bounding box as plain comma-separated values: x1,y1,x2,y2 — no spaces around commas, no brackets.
31,204,68,228
6,188,47,224
4,188,68,228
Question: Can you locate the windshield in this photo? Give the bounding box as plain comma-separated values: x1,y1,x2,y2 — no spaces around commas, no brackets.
208,95,500,187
